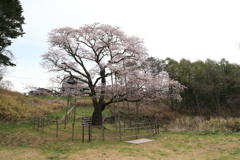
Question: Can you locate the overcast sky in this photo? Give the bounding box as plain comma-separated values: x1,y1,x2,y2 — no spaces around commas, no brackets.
4,0,240,93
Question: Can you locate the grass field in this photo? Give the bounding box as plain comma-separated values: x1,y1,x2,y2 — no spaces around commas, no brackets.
0,107,240,160
0,90,240,160
0,128,240,160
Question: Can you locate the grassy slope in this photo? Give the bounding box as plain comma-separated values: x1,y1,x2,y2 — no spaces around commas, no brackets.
0,88,66,122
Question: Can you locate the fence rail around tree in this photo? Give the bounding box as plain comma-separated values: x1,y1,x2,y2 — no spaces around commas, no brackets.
33,116,160,142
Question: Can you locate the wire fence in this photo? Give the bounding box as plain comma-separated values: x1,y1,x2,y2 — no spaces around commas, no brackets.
33,116,160,142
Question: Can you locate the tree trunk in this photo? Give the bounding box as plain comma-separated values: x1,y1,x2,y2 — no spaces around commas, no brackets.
92,104,103,125
91,67,106,126
194,91,201,115
91,95,106,126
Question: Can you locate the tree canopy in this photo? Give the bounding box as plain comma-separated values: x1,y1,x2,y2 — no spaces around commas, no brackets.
161,57,240,116
0,0,25,66
41,23,184,125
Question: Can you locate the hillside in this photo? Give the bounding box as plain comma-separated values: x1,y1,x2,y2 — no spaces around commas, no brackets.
0,88,65,122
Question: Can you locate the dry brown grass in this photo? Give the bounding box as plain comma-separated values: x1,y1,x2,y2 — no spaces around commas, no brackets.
0,148,45,160
0,88,22,96
136,102,181,122
0,114,240,160
117,101,181,123
76,97,93,107
2,132,239,160
0,131,57,147
0,88,66,122
167,116,206,132
166,116,240,133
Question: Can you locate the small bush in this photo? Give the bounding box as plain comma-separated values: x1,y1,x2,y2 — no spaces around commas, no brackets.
166,116,240,133
167,116,206,132
226,118,240,132
203,118,240,133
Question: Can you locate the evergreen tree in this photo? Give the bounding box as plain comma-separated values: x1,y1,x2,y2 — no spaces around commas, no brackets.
0,0,25,66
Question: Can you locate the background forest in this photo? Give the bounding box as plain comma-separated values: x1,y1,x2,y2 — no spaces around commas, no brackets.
147,57,240,117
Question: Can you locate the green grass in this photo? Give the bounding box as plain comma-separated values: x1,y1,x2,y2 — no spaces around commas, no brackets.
1,92,240,159
1,105,240,160
1,128,240,160
74,105,111,117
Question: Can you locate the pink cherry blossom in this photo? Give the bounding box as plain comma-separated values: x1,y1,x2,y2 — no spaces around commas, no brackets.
41,23,185,125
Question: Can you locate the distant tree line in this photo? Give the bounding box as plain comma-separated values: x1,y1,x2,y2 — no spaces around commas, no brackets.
147,57,240,117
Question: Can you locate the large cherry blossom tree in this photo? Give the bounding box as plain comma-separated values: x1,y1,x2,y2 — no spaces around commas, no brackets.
41,23,184,125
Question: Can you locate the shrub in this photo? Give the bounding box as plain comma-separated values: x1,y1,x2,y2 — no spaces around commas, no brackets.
203,118,240,133
167,116,205,132
166,116,240,133
226,118,240,132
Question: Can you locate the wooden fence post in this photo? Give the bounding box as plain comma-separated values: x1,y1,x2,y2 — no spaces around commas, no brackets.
33,117,35,129
56,120,58,138
89,125,91,142
102,125,104,140
42,117,44,133
82,125,84,143
72,123,74,141
37,117,40,131
155,122,158,134
46,116,49,125
135,123,138,139
40,116,42,127
149,122,151,136
119,124,122,141
152,123,154,136
64,115,67,129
